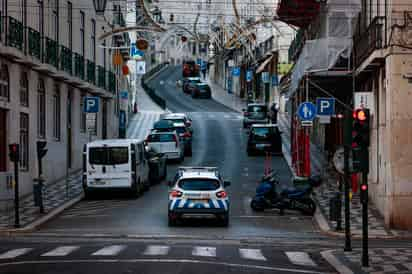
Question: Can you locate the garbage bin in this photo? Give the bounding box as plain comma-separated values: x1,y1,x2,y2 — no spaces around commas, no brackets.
33,182,43,207
329,192,342,222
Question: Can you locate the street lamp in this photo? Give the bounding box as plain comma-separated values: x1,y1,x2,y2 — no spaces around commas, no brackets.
93,0,108,16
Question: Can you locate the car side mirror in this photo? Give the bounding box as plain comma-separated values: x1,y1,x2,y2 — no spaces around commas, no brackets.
224,181,231,187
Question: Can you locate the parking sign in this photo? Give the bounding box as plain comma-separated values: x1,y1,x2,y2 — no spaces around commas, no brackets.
83,97,99,113
316,98,335,116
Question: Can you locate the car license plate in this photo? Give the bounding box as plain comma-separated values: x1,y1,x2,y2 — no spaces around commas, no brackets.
94,180,106,185
192,199,209,203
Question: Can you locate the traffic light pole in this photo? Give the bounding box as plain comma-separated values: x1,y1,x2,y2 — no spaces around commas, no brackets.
362,165,369,267
343,109,352,251
13,159,20,228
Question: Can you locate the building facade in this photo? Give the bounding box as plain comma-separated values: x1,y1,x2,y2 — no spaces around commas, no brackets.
0,0,129,205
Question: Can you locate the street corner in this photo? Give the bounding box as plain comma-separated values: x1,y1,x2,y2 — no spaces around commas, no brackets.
321,248,412,274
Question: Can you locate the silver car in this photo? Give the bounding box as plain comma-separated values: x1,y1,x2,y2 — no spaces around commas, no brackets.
242,103,269,128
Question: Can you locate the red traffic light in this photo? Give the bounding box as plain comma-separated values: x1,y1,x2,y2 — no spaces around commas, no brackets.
11,144,17,153
353,109,367,121
361,184,367,191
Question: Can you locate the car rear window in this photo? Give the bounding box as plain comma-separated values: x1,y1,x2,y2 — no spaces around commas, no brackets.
190,79,201,84
147,134,175,142
252,127,276,137
178,179,220,191
248,106,267,113
89,147,128,165
173,127,186,134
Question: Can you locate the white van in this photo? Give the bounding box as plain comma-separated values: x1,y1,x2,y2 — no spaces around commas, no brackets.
82,139,149,198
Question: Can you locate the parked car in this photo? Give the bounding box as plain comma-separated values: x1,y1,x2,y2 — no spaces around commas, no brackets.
171,122,192,156
183,77,201,93
82,139,149,198
242,103,269,128
191,83,212,99
159,113,193,135
145,131,184,163
247,124,282,156
145,146,167,184
167,167,231,226
152,119,175,131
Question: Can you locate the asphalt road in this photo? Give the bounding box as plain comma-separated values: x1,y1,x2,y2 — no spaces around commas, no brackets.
0,66,337,274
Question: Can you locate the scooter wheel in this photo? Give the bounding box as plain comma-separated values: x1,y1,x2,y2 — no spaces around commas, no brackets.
250,200,264,212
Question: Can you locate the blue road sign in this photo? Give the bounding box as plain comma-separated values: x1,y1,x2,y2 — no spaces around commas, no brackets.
84,97,99,113
232,67,240,77
120,91,128,100
316,97,335,116
272,75,279,86
246,70,253,82
201,60,207,71
130,43,144,59
119,110,126,130
297,102,316,121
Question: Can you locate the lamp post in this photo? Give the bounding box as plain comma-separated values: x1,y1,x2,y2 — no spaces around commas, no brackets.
93,0,108,16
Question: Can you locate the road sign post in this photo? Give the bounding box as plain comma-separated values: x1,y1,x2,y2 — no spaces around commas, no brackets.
9,144,20,227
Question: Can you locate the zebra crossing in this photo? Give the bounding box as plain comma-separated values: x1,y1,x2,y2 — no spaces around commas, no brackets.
59,200,136,219
0,244,319,267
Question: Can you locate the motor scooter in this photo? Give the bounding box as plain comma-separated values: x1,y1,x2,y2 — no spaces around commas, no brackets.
250,171,321,216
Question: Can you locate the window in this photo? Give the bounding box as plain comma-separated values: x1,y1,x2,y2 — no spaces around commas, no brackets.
52,84,60,140
67,2,73,49
91,19,96,62
51,0,58,40
178,179,220,191
89,147,129,165
80,92,86,132
0,65,9,101
20,72,29,106
80,11,85,56
102,39,106,69
38,0,44,35
37,79,46,138
20,113,29,170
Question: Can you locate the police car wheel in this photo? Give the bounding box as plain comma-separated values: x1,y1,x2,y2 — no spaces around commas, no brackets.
83,189,93,200
168,213,178,226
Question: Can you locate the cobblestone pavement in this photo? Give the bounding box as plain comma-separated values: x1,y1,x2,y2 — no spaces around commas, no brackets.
0,171,82,229
328,248,412,274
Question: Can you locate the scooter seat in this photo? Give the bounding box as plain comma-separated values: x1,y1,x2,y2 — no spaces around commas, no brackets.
281,186,310,197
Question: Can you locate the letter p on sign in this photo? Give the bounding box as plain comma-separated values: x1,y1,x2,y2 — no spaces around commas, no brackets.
316,98,335,116
84,97,99,113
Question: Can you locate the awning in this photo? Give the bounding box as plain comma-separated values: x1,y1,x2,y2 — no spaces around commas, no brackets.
256,54,273,74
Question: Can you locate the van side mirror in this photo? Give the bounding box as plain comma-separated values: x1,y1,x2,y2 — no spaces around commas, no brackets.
224,181,231,187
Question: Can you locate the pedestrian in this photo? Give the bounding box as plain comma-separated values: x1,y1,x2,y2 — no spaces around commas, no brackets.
270,102,278,124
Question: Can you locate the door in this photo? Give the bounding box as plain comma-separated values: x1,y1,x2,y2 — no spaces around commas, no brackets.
67,91,72,169
0,109,6,171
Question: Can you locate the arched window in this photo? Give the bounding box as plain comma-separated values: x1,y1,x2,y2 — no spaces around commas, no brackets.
0,65,9,101
20,72,29,106
37,79,46,138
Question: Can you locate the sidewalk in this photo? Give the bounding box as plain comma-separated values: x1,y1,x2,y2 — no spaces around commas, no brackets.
208,79,247,113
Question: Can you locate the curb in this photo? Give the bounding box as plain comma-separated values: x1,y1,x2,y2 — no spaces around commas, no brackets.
0,194,83,234
321,250,354,274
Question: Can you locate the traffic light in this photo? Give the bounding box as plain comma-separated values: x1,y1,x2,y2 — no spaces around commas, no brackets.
8,143,19,163
360,183,368,204
351,109,370,172
36,141,48,160
170,13,174,22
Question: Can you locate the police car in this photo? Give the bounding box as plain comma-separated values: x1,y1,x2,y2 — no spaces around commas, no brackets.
168,167,231,226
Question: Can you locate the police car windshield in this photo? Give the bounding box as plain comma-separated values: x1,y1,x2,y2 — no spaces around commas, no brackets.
252,127,275,137
248,105,267,113
178,179,220,191
89,147,128,165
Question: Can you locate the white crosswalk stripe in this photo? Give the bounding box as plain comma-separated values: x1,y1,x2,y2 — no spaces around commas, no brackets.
285,252,317,267
239,248,267,261
143,245,170,256
192,246,216,257
0,248,33,259
92,245,126,256
41,246,80,257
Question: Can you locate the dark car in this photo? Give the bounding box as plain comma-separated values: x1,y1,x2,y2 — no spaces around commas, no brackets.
247,124,282,156
191,83,212,99
243,103,269,128
182,77,201,93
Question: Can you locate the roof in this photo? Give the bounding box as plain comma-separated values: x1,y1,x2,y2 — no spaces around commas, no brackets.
251,124,279,128
247,103,266,107
162,113,186,119
87,138,144,147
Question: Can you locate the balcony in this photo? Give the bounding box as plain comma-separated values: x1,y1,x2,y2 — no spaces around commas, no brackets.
6,16,24,50
45,37,58,67
354,16,387,68
87,60,96,84
277,0,320,28
27,27,41,59
108,71,116,93
97,66,106,89
74,53,85,80
60,46,72,75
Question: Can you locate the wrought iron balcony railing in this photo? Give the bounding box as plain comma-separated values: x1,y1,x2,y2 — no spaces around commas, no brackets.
60,46,73,75
27,27,41,59
108,71,116,93
74,53,85,80
97,66,106,88
45,37,58,67
6,16,24,50
87,60,96,84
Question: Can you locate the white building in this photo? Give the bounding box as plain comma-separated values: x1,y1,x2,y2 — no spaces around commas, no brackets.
0,0,129,205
